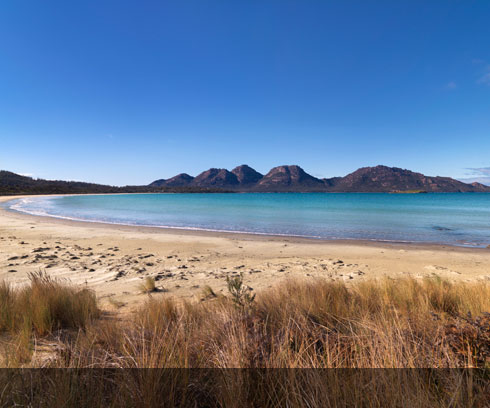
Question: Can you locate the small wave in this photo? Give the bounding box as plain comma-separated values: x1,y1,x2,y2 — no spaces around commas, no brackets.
432,225,453,231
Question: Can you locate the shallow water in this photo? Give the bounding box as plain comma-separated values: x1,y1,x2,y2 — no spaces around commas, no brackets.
6,193,490,247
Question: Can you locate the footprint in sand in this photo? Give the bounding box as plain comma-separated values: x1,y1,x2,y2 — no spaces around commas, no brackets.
424,265,461,275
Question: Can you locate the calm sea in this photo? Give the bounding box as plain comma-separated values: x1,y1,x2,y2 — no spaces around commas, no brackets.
6,193,490,247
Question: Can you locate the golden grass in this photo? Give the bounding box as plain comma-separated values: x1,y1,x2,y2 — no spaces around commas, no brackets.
0,271,99,336
139,276,157,294
0,271,99,365
1,274,489,406
53,276,490,370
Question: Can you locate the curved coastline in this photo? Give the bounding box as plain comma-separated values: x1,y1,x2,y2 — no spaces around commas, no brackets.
1,193,490,313
1,194,489,250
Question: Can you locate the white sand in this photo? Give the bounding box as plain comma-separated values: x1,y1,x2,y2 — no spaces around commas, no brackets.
1,195,489,311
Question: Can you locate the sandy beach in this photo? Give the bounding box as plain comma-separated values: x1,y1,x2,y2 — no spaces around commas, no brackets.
1,195,489,311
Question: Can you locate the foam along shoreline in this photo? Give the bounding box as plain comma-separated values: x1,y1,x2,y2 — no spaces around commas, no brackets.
3,198,452,247
4,194,490,248
1,194,490,311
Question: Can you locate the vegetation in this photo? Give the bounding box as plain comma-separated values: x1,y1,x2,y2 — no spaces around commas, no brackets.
390,189,428,193
226,272,256,308
0,272,99,335
0,170,230,195
0,271,99,365
0,273,488,406
139,276,157,293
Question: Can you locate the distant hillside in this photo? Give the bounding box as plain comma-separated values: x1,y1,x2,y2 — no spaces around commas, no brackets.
149,173,194,188
0,171,226,195
325,165,490,193
0,171,120,195
151,165,490,193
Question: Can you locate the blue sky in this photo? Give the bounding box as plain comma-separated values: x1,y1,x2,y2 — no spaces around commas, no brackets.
1,1,490,186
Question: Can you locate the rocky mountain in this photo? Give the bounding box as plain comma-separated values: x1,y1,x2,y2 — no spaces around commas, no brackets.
150,173,194,187
231,165,263,185
3,165,489,196
150,165,490,193
254,165,326,192
327,165,488,193
322,176,343,188
191,168,239,188
470,182,490,192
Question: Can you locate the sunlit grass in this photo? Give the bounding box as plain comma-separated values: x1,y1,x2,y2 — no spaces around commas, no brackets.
1,273,488,406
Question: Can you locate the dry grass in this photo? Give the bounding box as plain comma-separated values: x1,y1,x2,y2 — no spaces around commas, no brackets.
0,271,99,365
70,276,488,370
1,274,489,406
0,271,99,336
7,275,489,369
139,276,157,294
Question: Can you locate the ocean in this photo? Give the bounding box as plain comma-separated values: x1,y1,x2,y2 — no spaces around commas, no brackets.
6,193,490,247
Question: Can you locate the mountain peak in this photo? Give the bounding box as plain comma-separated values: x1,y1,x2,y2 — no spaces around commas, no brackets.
231,165,263,185
256,165,325,191
149,173,194,187
330,165,480,192
192,168,239,187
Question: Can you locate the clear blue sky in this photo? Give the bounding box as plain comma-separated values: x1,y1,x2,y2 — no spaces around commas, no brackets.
1,1,490,186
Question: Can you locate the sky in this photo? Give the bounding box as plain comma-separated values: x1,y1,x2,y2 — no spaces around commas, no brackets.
1,1,490,186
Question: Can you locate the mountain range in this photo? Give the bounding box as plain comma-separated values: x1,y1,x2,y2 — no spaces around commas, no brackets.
1,165,489,196
150,165,490,193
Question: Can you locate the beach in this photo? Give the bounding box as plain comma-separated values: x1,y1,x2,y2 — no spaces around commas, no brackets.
1,195,489,311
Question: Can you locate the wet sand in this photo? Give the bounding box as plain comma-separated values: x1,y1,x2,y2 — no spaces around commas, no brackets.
1,195,489,311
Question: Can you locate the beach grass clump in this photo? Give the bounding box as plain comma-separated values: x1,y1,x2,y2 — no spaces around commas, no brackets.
139,276,157,294
0,271,99,364
0,271,99,336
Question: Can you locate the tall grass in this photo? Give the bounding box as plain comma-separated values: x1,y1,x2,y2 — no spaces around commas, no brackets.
0,271,99,336
55,276,490,370
1,275,489,406
0,271,99,365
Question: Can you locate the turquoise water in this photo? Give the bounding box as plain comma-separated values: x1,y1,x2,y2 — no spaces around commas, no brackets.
6,193,490,247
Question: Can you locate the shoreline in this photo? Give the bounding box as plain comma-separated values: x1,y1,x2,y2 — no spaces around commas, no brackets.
1,194,489,312
1,194,487,251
